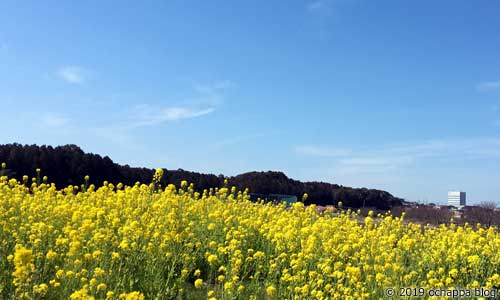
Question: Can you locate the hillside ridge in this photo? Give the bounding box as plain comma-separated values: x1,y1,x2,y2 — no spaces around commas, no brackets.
0,143,402,209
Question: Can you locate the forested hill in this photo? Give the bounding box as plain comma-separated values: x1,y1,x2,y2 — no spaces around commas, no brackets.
0,143,402,209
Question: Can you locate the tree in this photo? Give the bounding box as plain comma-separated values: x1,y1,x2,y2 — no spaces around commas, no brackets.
462,201,500,227
0,143,403,210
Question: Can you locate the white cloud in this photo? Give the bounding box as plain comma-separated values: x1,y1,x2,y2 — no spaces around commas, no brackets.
305,0,344,39
295,145,351,157
461,138,500,157
58,66,86,84
297,137,500,175
294,139,500,203
193,80,235,100
39,115,70,128
163,107,215,121
129,106,215,127
82,80,232,131
306,0,334,16
477,80,500,92
125,80,233,128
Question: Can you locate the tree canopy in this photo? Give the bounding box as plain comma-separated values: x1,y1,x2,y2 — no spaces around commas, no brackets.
0,143,402,209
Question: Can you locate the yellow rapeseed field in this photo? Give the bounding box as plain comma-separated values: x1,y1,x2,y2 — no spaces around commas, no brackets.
1,167,500,300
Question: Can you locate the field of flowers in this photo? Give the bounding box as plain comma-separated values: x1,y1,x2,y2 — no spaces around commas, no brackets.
1,166,500,300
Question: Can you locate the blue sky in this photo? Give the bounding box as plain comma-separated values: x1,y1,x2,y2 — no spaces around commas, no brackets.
1,0,500,204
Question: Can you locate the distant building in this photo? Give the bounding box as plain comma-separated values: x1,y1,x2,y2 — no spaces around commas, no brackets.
249,193,297,205
269,194,298,205
448,191,466,207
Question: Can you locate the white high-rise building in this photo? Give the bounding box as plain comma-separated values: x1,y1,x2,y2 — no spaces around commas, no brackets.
448,191,466,207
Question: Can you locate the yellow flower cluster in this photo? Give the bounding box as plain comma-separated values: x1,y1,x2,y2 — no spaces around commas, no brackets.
1,171,500,299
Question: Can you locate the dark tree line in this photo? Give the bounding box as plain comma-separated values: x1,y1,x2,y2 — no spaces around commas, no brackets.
0,143,402,210
389,202,500,227
459,202,500,227
231,171,402,209
392,205,454,225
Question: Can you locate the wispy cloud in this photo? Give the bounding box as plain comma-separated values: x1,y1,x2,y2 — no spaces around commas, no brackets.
305,0,347,39
50,80,233,150
162,107,215,121
296,137,500,175
39,115,70,128
295,145,351,157
58,66,86,84
193,80,236,106
128,105,215,128
477,80,500,92
194,80,235,95
120,80,233,128
306,0,334,16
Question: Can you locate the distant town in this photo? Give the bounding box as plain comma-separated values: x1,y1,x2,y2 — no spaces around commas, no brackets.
396,191,500,227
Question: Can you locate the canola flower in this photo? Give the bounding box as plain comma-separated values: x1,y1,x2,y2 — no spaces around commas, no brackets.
1,168,500,299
